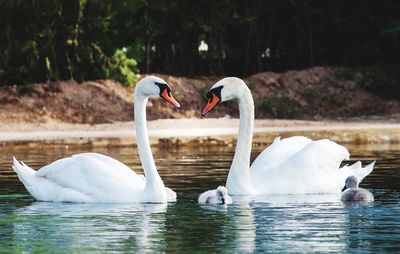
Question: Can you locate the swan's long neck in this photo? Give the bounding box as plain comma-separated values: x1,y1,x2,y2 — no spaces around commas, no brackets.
226,87,256,195
134,92,166,201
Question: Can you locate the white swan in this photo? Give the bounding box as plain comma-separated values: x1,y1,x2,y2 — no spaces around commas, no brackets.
198,186,232,205
201,77,375,195
12,76,180,203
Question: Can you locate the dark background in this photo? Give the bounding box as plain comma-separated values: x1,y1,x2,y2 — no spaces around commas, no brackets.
0,0,399,85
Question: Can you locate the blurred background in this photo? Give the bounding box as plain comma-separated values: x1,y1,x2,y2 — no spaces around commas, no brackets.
0,0,399,122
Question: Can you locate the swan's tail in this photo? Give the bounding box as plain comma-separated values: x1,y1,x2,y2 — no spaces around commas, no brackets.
12,156,36,188
341,160,375,183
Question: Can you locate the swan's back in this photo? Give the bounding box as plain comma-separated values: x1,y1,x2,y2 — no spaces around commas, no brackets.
13,157,94,202
37,153,144,189
251,136,312,172
13,154,146,202
286,139,350,175
251,138,350,194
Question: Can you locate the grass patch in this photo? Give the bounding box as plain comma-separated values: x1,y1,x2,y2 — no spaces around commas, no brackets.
357,66,400,99
334,67,357,80
16,83,34,96
259,91,298,119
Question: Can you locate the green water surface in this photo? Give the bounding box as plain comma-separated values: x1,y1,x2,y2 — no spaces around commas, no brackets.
0,143,399,253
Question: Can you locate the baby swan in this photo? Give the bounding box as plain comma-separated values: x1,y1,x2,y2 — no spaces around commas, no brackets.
341,175,374,203
198,186,233,205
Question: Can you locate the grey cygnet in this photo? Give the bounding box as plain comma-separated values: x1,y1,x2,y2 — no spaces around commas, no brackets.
341,175,374,203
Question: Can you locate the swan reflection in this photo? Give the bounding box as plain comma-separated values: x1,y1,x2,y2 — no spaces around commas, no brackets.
249,194,348,252
12,201,167,252
196,197,256,253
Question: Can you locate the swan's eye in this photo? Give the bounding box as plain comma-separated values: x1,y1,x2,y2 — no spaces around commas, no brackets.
202,86,223,117
156,82,181,108
206,86,223,101
206,91,213,101
154,82,171,95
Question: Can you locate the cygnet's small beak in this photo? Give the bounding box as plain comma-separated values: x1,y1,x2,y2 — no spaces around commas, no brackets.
161,89,181,108
221,197,225,205
341,185,347,192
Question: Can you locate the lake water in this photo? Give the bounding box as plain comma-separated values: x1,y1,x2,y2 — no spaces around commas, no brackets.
0,143,400,253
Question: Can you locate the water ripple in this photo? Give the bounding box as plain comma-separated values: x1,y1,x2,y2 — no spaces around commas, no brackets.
0,144,400,252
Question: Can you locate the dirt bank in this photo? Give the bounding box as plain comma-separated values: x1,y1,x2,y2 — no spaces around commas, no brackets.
0,67,400,124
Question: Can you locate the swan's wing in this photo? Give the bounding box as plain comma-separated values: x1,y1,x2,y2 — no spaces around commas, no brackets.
38,153,143,185
13,157,93,202
36,154,145,200
288,139,350,173
251,136,312,173
251,139,350,194
272,139,349,180
340,161,375,183
76,153,141,176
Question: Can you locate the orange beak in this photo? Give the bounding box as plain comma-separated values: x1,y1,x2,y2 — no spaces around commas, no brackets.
201,93,220,116
161,89,181,108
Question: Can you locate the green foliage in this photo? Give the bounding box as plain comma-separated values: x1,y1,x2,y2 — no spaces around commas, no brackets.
260,99,276,115
383,21,400,37
0,0,140,86
107,49,139,86
260,92,298,119
357,66,400,99
334,67,356,81
358,67,387,88
16,83,35,96
0,1,400,85
303,87,316,98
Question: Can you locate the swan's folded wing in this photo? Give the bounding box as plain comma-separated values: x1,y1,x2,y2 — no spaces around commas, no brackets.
251,136,312,173
75,153,141,178
281,139,350,175
36,154,145,199
251,139,350,194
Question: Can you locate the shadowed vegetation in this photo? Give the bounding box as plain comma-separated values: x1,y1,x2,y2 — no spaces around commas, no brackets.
0,0,399,86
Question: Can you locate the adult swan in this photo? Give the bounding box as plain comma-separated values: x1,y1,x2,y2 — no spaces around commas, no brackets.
201,77,374,195
13,76,180,203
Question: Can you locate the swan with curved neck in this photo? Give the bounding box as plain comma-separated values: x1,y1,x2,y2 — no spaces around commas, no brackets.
13,76,180,203
201,77,375,196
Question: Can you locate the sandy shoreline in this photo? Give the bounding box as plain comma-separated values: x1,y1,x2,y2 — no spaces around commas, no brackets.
1,118,400,146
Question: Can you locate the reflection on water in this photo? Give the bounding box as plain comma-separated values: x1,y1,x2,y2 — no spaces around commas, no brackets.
0,143,400,252
10,202,167,252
